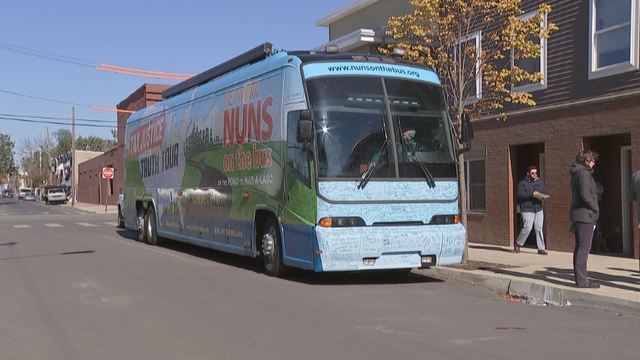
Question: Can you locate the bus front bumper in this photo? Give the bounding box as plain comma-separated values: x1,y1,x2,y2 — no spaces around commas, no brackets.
314,223,466,272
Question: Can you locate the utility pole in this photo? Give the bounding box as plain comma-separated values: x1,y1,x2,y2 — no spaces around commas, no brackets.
71,107,75,207
13,161,18,191
46,127,51,185
21,149,24,189
39,149,42,186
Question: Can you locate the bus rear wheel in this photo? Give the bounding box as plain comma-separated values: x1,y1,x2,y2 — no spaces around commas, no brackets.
145,206,162,246
261,217,289,278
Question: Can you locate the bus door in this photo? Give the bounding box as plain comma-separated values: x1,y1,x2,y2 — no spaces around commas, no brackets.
281,106,316,267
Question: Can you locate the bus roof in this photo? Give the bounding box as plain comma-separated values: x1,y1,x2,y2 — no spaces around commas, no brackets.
126,43,439,125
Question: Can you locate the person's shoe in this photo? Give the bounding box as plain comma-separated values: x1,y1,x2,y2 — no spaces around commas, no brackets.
538,250,548,255
577,281,600,289
514,243,521,253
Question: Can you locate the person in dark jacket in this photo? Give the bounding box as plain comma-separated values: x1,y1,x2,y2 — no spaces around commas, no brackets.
569,149,600,289
515,165,548,255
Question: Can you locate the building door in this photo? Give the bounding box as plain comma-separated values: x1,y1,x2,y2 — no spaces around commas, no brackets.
621,146,633,255
512,143,545,248
539,153,546,247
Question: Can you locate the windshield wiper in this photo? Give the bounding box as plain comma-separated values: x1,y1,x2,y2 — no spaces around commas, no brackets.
401,137,436,188
357,140,389,190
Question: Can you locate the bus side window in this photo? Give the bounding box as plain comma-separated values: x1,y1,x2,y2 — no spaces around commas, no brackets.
286,110,311,186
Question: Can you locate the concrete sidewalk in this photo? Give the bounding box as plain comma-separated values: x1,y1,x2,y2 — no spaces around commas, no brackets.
420,243,640,316
61,201,118,215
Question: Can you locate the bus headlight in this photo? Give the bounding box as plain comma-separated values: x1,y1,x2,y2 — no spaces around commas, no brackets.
318,217,366,227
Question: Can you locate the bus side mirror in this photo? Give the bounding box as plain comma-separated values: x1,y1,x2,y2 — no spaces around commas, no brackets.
297,110,314,143
460,114,474,142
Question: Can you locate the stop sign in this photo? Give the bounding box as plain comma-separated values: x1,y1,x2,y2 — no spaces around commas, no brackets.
102,167,114,179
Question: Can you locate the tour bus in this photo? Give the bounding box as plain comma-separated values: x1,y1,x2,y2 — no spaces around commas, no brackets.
122,43,474,277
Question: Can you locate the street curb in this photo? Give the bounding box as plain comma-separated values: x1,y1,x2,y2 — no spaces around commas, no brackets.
423,267,640,317
59,204,117,215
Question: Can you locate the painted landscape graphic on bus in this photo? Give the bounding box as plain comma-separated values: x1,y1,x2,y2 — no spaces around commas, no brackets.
125,71,284,239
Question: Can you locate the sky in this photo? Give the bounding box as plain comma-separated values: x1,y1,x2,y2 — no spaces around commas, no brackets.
0,0,352,165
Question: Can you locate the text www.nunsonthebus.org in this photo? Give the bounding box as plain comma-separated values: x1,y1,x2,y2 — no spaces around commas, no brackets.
325,65,421,78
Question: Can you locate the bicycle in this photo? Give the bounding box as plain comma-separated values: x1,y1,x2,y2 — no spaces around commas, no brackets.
594,221,618,253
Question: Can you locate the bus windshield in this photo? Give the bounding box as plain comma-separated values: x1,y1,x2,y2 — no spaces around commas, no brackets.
306,76,456,179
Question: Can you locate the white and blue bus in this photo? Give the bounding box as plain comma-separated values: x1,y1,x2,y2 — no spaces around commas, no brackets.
122,43,474,277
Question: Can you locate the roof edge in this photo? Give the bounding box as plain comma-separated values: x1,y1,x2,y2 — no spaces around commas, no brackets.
116,84,148,110
316,0,380,27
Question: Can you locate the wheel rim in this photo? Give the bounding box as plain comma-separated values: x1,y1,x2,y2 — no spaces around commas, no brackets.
147,213,154,240
262,225,277,268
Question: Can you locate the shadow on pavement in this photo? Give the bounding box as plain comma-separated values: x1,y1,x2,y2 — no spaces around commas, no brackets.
0,242,17,246
0,250,95,262
608,267,640,277
469,244,516,253
489,266,640,292
287,269,443,286
115,230,443,286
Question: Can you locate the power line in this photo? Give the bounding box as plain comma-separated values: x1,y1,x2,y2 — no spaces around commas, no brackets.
0,88,92,107
95,66,189,80
0,41,96,65
0,88,137,114
0,113,116,123
99,63,194,77
0,41,192,79
0,43,96,68
0,116,117,128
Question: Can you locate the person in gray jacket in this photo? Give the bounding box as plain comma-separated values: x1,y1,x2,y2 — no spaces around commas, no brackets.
515,165,548,255
569,149,600,289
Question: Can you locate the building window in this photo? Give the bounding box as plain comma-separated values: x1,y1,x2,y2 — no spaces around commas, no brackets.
465,159,485,211
589,0,639,79
511,12,548,92
454,31,482,104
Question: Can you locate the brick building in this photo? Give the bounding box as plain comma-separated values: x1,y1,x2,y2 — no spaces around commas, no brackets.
314,0,640,259
77,84,169,205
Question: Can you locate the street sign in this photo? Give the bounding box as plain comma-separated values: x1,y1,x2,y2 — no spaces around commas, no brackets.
102,167,114,179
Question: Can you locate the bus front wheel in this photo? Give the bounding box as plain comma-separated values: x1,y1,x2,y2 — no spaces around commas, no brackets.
261,217,289,278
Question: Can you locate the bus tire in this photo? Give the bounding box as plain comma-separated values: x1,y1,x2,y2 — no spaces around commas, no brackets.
145,206,161,246
261,217,289,278
117,206,125,229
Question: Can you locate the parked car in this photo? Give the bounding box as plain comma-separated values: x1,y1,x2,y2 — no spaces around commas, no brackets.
45,188,67,205
18,188,30,200
2,189,13,198
22,192,37,201
117,186,124,228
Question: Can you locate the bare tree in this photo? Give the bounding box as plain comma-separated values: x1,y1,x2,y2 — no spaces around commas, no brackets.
19,134,51,188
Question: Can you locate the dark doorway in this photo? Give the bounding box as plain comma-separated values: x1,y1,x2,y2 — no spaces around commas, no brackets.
511,142,546,249
584,134,633,257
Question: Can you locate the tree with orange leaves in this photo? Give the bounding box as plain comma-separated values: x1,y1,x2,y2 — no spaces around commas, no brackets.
381,0,558,262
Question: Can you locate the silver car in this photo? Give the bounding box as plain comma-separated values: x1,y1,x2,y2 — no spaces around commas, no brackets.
22,192,37,201
46,188,67,205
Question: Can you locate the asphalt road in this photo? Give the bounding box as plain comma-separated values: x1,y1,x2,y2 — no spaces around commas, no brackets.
0,198,638,360
0,196,87,216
